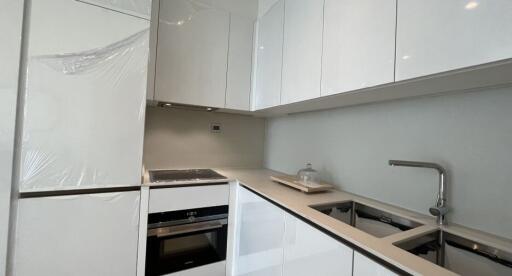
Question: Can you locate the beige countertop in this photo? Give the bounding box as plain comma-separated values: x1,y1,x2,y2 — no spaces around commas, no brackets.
213,168,512,276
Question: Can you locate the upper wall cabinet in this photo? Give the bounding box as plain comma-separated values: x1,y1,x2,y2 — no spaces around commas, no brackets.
226,15,255,110
252,0,285,110
396,0,512,81
155,0,230,108
321,0,396,96
153,0,257,110
281,0,324,104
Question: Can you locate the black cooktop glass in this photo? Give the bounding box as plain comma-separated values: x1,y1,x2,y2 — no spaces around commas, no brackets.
149,169,227,183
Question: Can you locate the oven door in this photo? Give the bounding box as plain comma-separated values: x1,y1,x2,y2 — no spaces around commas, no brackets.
146,218,228,276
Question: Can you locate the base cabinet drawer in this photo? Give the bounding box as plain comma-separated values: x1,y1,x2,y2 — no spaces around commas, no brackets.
149,184,229,213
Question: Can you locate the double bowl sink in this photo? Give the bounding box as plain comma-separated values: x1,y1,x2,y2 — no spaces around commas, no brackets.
310,201,512,275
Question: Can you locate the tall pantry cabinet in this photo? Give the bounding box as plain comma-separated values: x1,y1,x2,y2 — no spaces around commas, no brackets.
13,0,151,275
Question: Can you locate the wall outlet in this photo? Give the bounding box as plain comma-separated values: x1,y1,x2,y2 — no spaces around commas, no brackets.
210,123,222,133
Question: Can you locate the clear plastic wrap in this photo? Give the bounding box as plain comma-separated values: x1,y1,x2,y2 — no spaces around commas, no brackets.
76,0,152,19
14,191,141,275
20,29,149,191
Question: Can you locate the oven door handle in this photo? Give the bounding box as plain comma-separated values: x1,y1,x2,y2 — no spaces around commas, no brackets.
148,218,228,238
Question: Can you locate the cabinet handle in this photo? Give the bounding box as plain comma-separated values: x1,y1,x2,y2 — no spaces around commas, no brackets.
148,218,227,238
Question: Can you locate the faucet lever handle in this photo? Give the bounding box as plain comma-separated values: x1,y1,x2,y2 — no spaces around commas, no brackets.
429,206,449,216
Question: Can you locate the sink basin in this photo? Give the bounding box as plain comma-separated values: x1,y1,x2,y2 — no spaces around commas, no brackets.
310,201,423,238
395,231,512,275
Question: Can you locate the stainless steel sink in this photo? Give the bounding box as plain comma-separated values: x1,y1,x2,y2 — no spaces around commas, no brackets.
395,231,512,275
310,201,423,238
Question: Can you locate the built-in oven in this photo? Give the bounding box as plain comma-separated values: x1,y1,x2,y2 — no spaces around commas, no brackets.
145,205,229,276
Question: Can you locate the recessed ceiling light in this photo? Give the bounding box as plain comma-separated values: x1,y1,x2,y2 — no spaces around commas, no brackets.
465,1,479,10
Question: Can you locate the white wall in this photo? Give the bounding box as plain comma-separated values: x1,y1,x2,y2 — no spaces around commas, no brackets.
0,0,24,273
265,87,512,239
143,107,265,170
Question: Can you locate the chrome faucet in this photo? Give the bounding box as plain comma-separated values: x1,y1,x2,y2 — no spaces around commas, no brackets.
388,160,449,225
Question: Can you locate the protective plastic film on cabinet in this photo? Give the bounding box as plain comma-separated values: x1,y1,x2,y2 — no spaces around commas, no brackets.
76,0,152,19
14,192,141,276
20,28,150,191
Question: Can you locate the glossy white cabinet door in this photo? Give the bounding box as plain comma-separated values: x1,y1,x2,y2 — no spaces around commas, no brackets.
0,0,24,271
396,0,512,81
77,0,152,19
280,0,323,104
20,0,149,191
233,186,285,276
353,251,398,276
155,0,229,108
282,214,353,276
321,0,396,96
253,0,284,110
14,192,140,276
226,15,255,111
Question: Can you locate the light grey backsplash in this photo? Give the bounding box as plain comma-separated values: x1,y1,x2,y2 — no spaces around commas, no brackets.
265,87,512,239
144,107,265,170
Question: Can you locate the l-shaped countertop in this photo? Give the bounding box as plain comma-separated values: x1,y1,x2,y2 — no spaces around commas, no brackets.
210,168,512,276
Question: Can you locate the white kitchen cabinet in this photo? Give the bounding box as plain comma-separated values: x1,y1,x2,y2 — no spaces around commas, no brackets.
280,0,324,104
353,251,398,276
233,186,285,276
20,0,149,191
168,261,226,276
282,214,353,276
321,0,396,96
155,0,230,108
226,15,255,110
396,0,512,81
253,0,284,110
148,184,229,213
14,191,140,276
0,0,24,271
77,0,152,19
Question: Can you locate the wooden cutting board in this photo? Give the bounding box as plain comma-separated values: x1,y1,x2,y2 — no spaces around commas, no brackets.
270,174,333,193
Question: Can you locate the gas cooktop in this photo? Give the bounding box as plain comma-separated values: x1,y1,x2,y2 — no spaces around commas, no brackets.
148,169,227,183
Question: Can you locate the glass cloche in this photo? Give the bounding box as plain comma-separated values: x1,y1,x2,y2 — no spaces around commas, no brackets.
297,163,318,184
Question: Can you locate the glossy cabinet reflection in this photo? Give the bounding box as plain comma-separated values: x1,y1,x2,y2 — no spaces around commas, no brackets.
253,0,284,110
155,0,230,108
226,15,255,110
281,0,324,104
153,0,256,110
14,192,140,276
282,214,353,276
234,186,286,276
321,0,396,96
353,251,398,276
233,186,355,276
396,0,512,81
20,0,149,191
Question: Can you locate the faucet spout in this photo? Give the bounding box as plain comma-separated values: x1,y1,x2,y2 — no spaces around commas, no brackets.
388,160,448,225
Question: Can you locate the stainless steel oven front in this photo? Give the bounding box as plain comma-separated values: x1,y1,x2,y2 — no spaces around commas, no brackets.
145,205,228,276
